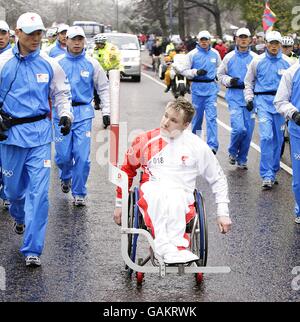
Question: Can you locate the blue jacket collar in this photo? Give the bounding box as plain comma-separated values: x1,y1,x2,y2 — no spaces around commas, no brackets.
196,43,211,53
266,48,282,60
66,49,86,60
235,46,250,56
13,42,40,60
0,43,11,54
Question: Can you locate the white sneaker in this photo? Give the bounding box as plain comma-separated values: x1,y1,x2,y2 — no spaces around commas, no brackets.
25,256,41,267
73,196,86,206
295,217,300,224
164,249,199,264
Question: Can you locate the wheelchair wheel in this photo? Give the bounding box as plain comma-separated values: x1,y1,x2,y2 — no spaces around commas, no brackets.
192,190,208,267
126,191,134,275
126,188,142,277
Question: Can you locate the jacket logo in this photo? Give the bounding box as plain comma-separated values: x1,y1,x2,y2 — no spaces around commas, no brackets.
36,74,49,83
181,155,189,165
81,70,89,78
2,169,13,177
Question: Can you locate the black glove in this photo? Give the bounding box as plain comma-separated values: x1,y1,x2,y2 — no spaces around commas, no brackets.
94,103,101,110
246,100,254,112
0,132,7,141
292,111,300,126
59,116,71,136
103,115,110,129
196,69,207,76
230,77,240,87
0,117,10,132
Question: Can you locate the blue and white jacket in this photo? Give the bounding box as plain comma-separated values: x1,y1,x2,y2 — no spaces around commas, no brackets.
244,50,291,113
0,43,73,148
178,44,221,96
46,40,67,58
274,60,300,138
218,47,257,107
0,43,11,55
54,49,110,123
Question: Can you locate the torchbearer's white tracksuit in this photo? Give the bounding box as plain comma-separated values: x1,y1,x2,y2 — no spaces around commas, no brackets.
116,128,229,259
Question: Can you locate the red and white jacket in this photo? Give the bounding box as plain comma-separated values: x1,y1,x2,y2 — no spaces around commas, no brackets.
116,129,229,216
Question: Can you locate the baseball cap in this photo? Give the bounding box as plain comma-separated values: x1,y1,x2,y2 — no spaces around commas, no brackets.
0,20,9,32
66,26,85,39
57,24,69,33
236,27,251,37
197,30,211,40
265,31,282,43
16,12,45,34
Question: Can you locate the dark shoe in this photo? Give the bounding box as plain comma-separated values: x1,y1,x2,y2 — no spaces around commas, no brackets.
13,222,25,235
262,179,272,190
61,180,71,193
237,163,248,170
229,154,236,165
25,256,41,267
73,196,86,207
164,86,171,93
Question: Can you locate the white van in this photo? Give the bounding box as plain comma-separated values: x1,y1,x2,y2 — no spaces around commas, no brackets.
99,33,141,82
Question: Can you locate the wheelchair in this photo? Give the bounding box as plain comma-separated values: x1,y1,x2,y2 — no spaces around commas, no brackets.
126,187,208,286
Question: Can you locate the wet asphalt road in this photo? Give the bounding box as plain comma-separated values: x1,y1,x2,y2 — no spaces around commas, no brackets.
0,54,300,302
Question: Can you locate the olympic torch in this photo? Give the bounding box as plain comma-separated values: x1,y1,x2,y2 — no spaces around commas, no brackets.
109,69,120,166
108,70,129,229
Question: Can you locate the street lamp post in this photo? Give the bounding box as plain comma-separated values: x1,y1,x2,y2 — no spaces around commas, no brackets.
115,0,119,31
169,0,173,37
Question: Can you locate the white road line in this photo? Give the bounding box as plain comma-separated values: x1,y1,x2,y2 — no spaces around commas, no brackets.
142,71,293,176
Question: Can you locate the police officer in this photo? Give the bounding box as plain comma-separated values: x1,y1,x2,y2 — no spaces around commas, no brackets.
0,12,73,267
178,30,221,154
54,26,110,206
93,34,121,110
218,28,258,169
274,61,300,224
244,31,291,189
45,24,69,58
0,20,12,209
42,28,57,50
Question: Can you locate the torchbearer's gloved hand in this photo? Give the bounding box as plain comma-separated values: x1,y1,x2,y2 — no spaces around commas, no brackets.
59,116,72,136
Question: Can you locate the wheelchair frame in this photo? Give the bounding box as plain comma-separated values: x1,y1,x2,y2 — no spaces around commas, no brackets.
109,164,230,283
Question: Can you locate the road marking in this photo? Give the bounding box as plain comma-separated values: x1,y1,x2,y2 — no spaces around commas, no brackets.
142,71,293,176
0,266,5,291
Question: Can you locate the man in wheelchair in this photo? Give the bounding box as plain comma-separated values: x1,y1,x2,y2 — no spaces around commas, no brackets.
113,98,231,264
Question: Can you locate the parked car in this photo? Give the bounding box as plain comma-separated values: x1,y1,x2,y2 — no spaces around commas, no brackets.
99,32,141,82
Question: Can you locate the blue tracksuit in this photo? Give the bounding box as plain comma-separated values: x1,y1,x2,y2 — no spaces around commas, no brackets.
47,40,67,58
274,62,300,218
0,42,11,201
0,44,73,257
244,50,291,181
179,44,221,151
218,47,257,165
53,49,110,198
